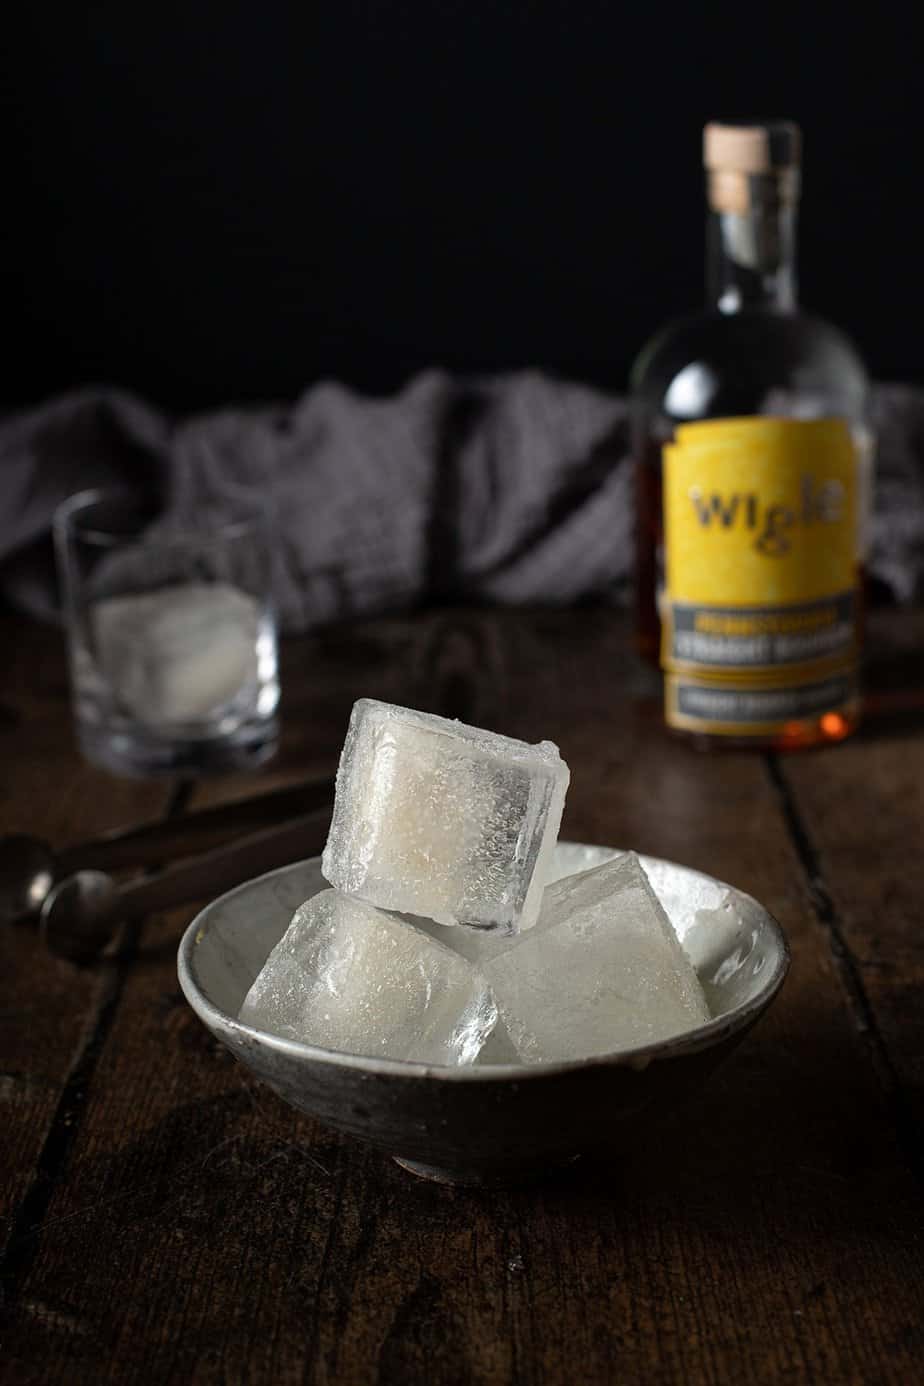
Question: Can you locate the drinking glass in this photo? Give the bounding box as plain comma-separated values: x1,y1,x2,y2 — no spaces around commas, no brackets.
54,489,280,777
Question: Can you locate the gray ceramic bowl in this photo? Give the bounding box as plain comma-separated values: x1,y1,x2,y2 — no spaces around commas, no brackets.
178,844,789,1185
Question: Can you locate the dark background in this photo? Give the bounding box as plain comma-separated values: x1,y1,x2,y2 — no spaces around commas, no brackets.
2,2,921,413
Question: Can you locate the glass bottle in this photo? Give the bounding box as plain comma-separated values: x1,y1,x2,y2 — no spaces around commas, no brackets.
632,121,871,750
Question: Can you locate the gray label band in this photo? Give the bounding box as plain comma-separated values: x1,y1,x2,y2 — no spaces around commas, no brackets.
675,674,855,725
669,593,856,668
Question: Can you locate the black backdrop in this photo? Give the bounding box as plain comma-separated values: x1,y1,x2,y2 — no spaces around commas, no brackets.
2,2,921,412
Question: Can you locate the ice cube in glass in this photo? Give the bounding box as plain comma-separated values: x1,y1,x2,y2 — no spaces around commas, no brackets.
93,581,260,727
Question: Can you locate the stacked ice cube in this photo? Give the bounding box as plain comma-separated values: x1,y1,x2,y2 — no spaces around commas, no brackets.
239,698,710,1066
321,699,570,933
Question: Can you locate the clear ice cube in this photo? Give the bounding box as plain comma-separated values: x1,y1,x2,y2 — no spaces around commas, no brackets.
238,888,498,1065
481,852,711,1063
321,699,570,933
93,582,260,727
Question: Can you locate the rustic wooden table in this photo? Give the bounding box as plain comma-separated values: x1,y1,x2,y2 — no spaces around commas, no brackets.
1,606,922,1385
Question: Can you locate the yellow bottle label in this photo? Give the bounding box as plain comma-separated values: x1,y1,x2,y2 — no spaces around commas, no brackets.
661,416,861,735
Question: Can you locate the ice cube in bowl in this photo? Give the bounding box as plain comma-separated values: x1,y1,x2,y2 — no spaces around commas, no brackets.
321,698,569,933
178,844,789,1186
239,888,497,1066
481,853,711,1064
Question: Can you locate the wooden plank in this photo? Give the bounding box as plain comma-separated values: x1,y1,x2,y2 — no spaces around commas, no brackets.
778,608,924,1170
2,611,922,1385
0,614,174,1273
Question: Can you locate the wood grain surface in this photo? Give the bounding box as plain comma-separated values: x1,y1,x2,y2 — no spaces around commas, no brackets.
1,607,922,1385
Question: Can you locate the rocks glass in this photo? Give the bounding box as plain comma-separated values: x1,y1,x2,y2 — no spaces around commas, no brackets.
54,489,279,777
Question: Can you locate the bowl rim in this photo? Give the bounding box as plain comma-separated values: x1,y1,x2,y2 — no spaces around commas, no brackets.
177,845,790,1083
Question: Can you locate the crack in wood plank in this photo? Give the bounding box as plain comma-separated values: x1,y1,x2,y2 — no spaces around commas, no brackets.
0,776,198,1311
765,752,924,1186
0,928,143,1306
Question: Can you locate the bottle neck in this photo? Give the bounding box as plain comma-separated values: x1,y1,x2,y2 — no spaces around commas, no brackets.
706,198,798,314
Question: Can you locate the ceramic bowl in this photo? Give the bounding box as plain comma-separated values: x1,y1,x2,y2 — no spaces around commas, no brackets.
177,844,789,1185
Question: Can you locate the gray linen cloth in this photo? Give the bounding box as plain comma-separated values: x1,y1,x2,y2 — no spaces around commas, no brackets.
1,373,922,630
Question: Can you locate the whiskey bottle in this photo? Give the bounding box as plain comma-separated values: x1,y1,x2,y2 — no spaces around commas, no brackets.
632,121,871,749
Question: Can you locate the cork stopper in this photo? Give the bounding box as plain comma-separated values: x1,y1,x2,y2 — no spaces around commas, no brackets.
704,122,801,173
704,121,801,212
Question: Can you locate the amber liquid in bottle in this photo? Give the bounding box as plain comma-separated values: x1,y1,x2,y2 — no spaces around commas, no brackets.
632,123,870,750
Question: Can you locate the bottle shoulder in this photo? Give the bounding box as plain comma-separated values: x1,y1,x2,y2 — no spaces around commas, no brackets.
631,308,868,424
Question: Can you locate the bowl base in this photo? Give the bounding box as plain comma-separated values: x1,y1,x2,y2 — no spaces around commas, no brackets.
393,1153,582,1187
